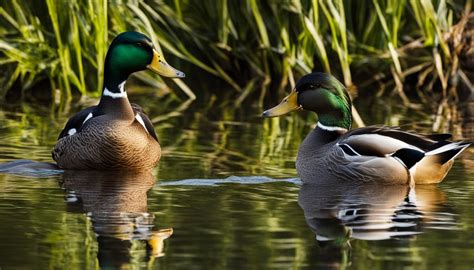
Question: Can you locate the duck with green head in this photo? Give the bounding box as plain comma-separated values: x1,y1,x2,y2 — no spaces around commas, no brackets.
263,72,470,184
53,31,184,170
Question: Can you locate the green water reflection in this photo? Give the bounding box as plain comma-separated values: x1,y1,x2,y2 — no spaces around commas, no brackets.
0,92,473,269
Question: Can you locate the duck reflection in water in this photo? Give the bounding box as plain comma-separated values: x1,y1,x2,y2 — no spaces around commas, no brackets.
299,181,454,267
59,170,172,268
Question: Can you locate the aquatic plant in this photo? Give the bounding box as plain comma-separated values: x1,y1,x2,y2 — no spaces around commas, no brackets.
0,0,471,107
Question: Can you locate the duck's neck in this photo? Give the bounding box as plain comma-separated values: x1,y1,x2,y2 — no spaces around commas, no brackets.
312,106,351,143
103,59,131,87
316,105,352,131
313,122,347,144
98,71,135,119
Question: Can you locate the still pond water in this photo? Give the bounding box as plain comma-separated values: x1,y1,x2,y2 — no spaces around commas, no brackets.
0,90,473,269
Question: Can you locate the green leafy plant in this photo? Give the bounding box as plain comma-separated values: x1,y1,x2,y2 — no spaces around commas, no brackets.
0,0,471,109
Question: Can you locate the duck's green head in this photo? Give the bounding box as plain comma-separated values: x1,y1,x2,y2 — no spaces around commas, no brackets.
104,31,184,89
262,73,352,130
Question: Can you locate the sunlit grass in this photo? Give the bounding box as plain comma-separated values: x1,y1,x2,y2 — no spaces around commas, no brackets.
0,0,471,107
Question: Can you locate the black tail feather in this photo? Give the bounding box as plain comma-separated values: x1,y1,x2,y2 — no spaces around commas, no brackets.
434,143,471,164
392,148,425,169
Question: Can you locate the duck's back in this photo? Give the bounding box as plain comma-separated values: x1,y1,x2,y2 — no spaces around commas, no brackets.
53,114,160,170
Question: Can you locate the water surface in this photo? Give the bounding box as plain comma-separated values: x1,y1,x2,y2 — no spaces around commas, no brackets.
0,93,473,269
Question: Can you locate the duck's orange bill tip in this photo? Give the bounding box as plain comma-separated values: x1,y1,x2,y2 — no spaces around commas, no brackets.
147,49,185,78
262,89,300,118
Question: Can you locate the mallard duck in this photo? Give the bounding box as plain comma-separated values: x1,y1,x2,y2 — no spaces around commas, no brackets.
263,72,470,184
52,31,184,170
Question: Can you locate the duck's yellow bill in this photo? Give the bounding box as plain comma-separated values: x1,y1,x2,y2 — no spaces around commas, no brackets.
262,89,301,117
147,49,185,78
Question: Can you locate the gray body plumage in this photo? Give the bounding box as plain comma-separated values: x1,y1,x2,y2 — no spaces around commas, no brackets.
297,128,410,184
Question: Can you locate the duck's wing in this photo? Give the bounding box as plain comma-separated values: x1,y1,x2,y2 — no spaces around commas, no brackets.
337,126,470,182
342,126,446,153
58,106,97,139
131,103,159,142
337,126,432,161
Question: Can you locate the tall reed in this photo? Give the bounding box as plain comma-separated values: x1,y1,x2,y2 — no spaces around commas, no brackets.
0,0,470,107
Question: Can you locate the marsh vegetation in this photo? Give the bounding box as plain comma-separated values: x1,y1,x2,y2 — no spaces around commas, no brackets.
1,1,472,107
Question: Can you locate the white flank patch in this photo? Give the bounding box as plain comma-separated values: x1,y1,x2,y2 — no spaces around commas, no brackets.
350,134,424,153
317,122,348,132
103,81,127,98
135,113,148,133
67,128,77,136
83,112,93,125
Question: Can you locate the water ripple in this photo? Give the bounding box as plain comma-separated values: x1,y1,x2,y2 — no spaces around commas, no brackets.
158,175,302,186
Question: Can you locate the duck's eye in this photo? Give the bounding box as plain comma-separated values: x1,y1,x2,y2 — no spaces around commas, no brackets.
135,42,144,48
308,83,321,89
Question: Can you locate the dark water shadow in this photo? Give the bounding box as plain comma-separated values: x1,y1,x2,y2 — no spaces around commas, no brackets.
299,182,456,268
59,170,172,269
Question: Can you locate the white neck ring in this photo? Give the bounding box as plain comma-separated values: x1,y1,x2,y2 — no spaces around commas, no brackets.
103,81,127,99
317,122,348,132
